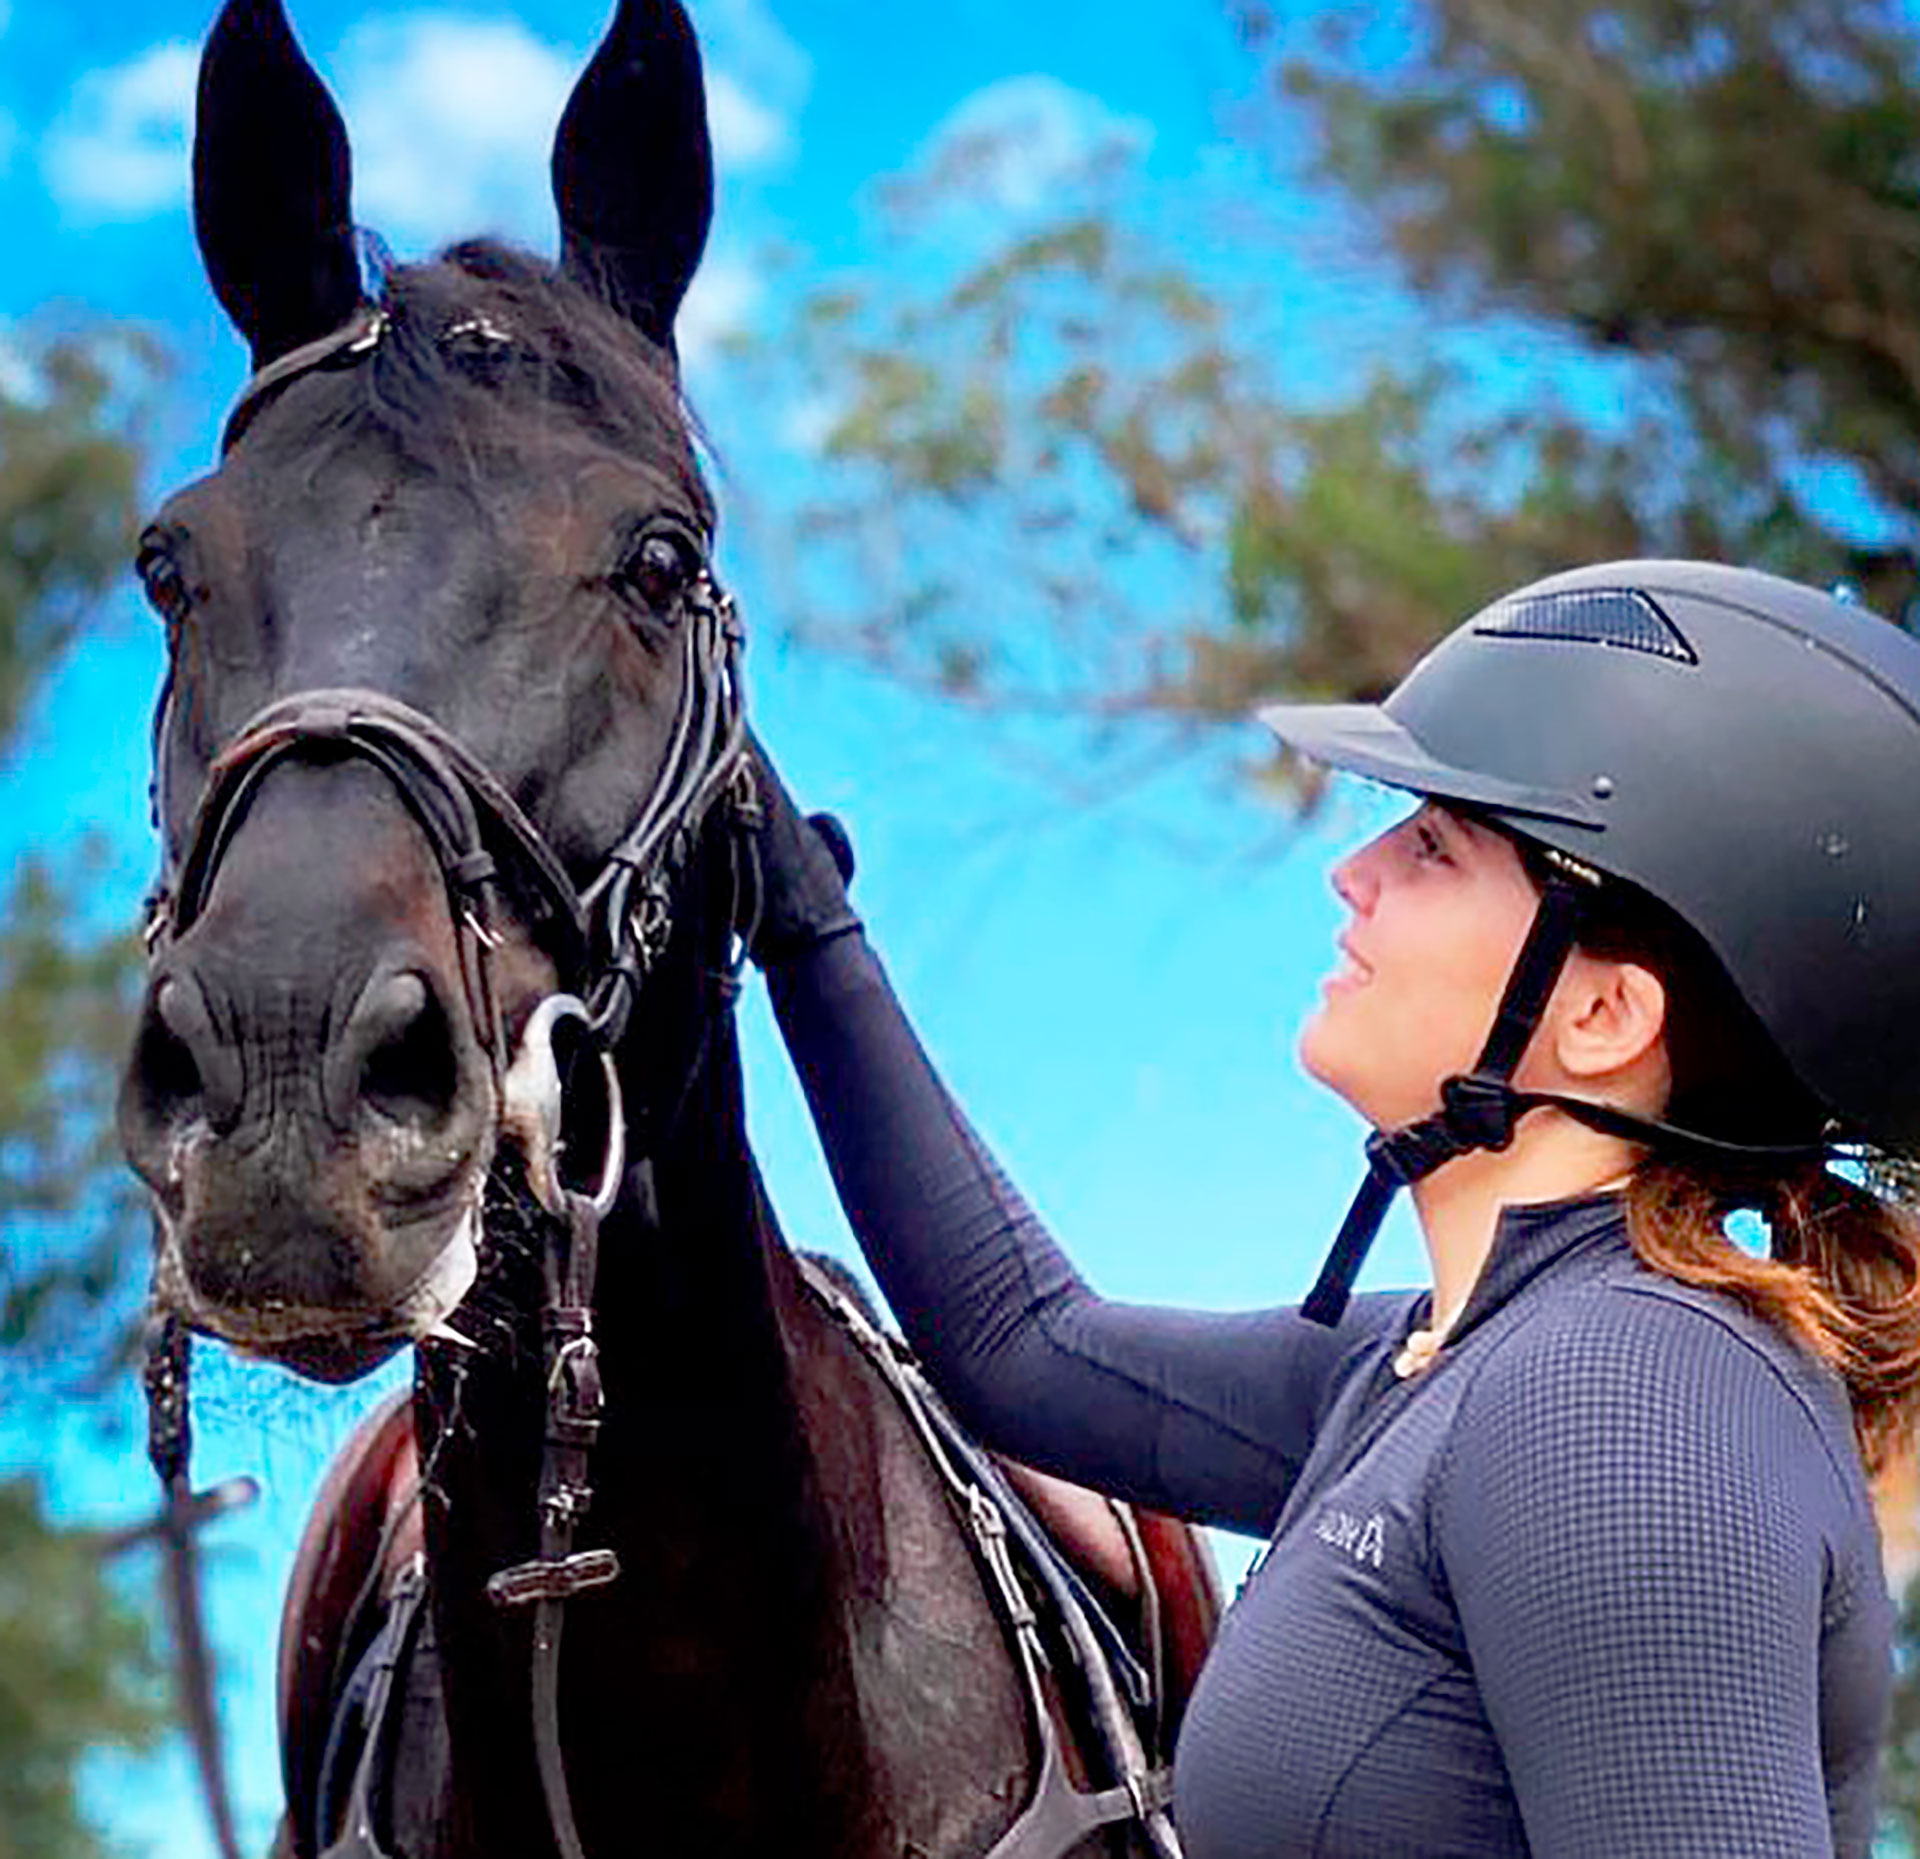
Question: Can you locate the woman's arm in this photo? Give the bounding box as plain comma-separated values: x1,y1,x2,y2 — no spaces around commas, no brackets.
1437,1287,1886,1857
768,926,1403,1534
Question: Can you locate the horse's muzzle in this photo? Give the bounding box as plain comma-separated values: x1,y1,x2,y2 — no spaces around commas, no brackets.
119,943,495,1379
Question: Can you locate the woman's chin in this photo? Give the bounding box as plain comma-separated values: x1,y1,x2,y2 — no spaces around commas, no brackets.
1298,1009,1428,1133
1298,1008,1358,1103
1298,987,1363,1077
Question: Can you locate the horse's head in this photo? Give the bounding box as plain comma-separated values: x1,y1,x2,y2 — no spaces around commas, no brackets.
118,0,738,1381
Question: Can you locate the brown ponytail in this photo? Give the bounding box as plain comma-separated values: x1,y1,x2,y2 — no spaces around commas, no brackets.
1625,1159,1920,1477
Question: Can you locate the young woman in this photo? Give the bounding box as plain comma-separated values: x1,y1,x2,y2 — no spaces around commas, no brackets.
751,559,1920,1857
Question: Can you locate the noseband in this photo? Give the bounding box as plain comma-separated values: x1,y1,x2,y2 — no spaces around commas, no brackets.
140,303,757,1859
148,578,751,1059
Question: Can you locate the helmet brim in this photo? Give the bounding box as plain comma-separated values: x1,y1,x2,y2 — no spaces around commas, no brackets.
1256,701,1605,830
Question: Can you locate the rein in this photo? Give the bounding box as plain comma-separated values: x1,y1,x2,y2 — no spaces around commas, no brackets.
138,304,755,1859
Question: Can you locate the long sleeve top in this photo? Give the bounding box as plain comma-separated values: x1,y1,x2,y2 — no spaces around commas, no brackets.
769,931,1892,1857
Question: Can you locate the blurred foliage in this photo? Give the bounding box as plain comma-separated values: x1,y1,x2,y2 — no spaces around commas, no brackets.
0,1482,165,1859
0,323,158,1390
752,0,1920,789
0,332,159,752
1888,1569,1920,1851
0,320,164,1852
0,848,146,1387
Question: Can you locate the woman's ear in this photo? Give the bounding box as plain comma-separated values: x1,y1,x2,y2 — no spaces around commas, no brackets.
1550,954,1669,1094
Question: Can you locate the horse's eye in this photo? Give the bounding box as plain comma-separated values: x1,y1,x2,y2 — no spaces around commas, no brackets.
618,528,701,619
136,530,195,635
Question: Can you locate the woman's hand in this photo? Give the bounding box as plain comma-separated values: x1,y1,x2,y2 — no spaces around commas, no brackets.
745,735,861,968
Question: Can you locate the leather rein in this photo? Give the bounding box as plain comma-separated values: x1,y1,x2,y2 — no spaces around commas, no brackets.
138,302,755,1859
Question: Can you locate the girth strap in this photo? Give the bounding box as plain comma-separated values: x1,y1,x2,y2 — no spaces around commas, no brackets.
315,1554,429,1859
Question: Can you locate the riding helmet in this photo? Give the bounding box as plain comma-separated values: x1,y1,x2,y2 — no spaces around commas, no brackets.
1259,559,1920,1156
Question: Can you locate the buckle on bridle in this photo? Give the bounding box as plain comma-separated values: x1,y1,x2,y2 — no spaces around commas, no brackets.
486,1548,621,1609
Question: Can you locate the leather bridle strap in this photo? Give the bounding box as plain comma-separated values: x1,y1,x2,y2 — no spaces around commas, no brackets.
221,303,388,453
158,688,590,1082
579,570,749,1046
484,1183,619,1859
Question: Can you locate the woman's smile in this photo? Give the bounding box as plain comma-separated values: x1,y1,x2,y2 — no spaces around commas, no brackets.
1323,933,1374,993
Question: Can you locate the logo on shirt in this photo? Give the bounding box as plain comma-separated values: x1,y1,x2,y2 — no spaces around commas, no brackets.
1314,1506,1386,1569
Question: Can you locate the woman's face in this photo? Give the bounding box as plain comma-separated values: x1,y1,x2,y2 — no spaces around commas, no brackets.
1300,801,1545,1130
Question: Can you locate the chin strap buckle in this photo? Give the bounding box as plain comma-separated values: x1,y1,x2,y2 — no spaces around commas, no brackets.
1365,1074,1519,1186
1439,1072,1521,1152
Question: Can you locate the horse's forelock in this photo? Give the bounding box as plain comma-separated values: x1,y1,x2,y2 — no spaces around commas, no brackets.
255,239,714,525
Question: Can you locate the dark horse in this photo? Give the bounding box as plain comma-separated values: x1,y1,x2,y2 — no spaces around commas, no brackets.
117,2,1199,1856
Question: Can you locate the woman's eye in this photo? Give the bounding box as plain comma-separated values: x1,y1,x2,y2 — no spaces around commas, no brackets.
619,530,699,617
1413,821,1449,863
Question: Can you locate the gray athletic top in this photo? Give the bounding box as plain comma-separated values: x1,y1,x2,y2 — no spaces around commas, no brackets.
769,932,1892,1857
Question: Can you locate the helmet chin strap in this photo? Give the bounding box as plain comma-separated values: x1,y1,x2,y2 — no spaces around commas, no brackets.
1302,862,1596,1328
1301,853,1843,1328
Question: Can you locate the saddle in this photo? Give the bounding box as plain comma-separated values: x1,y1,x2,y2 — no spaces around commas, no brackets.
278,1319,1223,1858
278,1387,423,1844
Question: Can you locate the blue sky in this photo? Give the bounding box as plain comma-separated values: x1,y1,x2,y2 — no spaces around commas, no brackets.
0,1,1441,1850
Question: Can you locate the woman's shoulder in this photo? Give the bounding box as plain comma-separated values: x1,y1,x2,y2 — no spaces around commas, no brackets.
1438,1264,1889,1636
1452,1254,1868,1512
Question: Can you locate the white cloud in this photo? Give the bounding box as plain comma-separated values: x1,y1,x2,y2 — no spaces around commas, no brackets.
780,389,843,455
693,0,811,114
43,41,196,220
338,14,576,251
337,13,788,255
707,70,786,169
675,249,762,377
910,75,1152,216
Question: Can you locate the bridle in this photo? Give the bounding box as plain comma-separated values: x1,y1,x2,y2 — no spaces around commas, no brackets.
150,300,755,1059
138,302,757,1859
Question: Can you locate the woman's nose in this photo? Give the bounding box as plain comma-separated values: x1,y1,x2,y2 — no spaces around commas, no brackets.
1331,844,1379,914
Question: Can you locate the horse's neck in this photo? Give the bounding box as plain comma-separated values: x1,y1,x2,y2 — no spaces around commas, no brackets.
413,999,884,1855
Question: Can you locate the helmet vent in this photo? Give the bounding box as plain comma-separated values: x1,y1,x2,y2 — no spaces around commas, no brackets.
1474,588,1697,663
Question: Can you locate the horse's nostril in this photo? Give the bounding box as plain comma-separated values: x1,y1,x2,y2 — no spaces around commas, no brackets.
355,973,460,1127
130,974,237,1133
141,987,204,1112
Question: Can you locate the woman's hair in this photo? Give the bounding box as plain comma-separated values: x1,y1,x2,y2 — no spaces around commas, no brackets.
1514,835,1920,1476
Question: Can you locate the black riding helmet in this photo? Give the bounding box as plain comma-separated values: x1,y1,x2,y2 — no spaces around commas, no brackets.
1259,559,1920,1322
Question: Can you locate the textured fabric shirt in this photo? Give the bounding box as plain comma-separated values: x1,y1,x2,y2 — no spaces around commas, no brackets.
769,931,1892,1857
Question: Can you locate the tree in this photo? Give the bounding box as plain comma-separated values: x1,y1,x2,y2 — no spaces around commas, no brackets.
0,324,156,1384
0,1483,162,1859
754,0,1920,793
0,321,167,1853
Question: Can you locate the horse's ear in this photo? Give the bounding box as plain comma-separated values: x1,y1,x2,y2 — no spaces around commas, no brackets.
552,0,713,358
193,0,361,369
